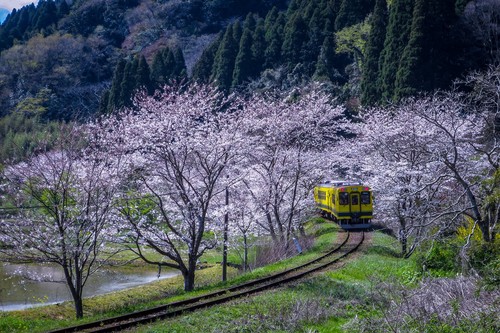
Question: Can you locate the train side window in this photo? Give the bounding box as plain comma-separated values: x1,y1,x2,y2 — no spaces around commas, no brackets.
339,192,349,205
332,195,335,204
361,192,371,204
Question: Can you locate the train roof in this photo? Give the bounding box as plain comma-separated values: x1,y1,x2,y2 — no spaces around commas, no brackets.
316,180,367,188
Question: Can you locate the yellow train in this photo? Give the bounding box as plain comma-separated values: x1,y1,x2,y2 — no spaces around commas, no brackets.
313,180,373,228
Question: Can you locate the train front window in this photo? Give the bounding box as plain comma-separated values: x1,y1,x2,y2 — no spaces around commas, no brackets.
361,192,371,204
351,194,359,205
339,192,349,205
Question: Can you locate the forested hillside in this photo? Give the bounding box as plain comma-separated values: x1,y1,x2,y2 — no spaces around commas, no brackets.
0,0,497,160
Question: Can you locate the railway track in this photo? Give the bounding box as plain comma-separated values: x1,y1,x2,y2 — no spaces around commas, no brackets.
48,231,364,333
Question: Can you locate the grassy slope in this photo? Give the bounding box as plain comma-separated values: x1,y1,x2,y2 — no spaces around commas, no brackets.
0,218,340,332
129,231,415,333
0,219,430,333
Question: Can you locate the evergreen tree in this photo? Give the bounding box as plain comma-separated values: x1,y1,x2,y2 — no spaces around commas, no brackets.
58,0,70,18
264,6,279,32
306,8,325,66
233,28,254,88
98,90,110,114
335,0,375,31
394,0,426,100
192,33,223,84
379,0,415,103
212,24,238,91
150,49,168,86
361,0,388,105
173,47,187,80
35,0,58,31
120,60,136,108
232,20,242,48
136,55,152,93
302,1,318,21
107,59,126,112
313,34,339,82
286,0,303,16
281,13,309,65
243,12,256,31
16,8,30,37
252,19,266,75
162,48,176,79
264,12,285,68
394,0,458,100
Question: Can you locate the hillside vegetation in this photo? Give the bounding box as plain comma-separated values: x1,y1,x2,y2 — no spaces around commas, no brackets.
0,1,498,331
0,0,495,118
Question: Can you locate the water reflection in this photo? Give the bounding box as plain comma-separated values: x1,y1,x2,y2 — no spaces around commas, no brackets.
0,262,179,311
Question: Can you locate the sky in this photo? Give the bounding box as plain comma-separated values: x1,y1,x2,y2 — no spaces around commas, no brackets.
0,1,35,11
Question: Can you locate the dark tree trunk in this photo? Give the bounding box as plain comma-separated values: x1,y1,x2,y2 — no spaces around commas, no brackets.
243,233,248,271
478,220,491,243
74,296,84,319
183,257,197,291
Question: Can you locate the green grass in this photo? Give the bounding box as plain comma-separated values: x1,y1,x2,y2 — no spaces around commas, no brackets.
0,219,342,333
129,231,418,333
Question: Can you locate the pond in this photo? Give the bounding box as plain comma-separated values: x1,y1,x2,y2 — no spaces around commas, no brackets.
0,261,179,311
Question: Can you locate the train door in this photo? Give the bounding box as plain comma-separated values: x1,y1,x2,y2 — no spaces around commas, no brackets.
350,192,361,221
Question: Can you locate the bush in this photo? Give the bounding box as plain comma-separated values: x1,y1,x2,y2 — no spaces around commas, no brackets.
417,238,461,275
469,241,500,289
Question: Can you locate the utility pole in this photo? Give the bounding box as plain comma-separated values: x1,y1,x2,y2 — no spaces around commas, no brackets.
222,185,229,281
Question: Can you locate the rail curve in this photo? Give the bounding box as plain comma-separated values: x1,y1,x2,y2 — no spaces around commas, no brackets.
48,231,364,333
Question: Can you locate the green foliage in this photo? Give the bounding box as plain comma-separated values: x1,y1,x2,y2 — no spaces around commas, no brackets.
416,239,461,275
313,34,345,84
192,33,223,84
212,23,239,91
0,0,68,52
15,88,53,117
335,0,376,31
379,0,415,103
106,59,126,112
232,28,254,88
469,241,500,289
394,0,459,101
0,112,60,163
104,46,186,113
281,13,309,66
360,0,388,105
264,11,285,68
335,18,371,63
251,19,266,75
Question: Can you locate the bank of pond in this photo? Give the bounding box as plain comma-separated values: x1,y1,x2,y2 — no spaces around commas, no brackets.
0,261,179,311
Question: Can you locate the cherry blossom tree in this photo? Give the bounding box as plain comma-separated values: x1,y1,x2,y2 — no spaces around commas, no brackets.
462,65,500,241
354,91,499,257
0,125,121,318
352,100,459,257
90,85,245,291
414,94,499,243
239,89,351,248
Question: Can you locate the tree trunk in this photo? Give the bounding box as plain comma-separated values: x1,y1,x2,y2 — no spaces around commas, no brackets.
184,257,197,291
62,264,85,319
73,295,84,319
478,220,491,243
243,234,248,272
401,234,407,258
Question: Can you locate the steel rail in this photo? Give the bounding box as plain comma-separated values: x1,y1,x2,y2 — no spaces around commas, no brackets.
48,231,364,333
